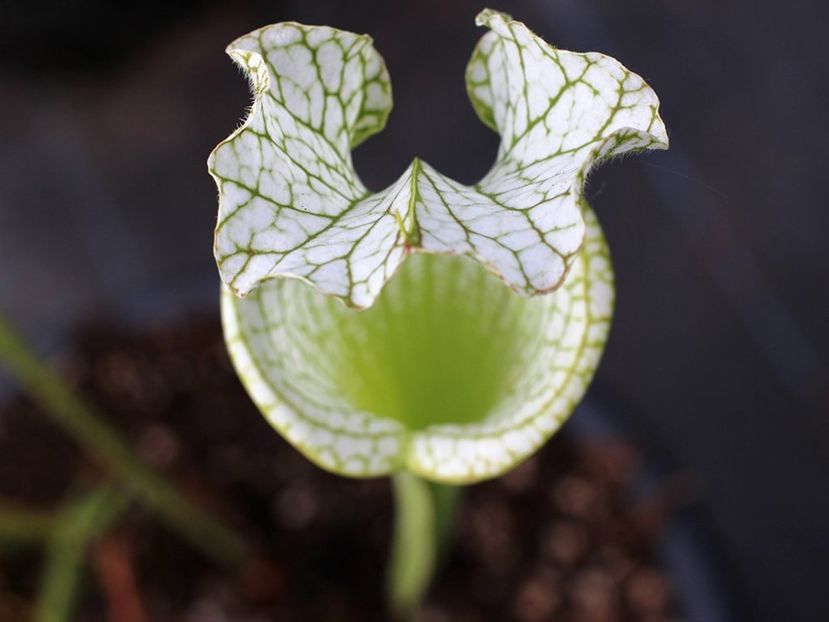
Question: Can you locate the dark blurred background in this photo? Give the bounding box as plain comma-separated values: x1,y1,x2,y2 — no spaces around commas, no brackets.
0,0,827,620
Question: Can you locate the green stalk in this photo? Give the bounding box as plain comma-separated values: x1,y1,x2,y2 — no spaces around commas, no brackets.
34,487,125,622
430,481,460,557
387,472,460,620
0,499,55,544
0,314,247,564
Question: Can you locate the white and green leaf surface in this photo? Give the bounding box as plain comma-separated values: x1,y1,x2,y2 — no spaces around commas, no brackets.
212,9,667,483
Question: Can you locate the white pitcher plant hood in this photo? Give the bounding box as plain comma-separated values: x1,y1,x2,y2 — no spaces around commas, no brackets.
210,9,668,483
